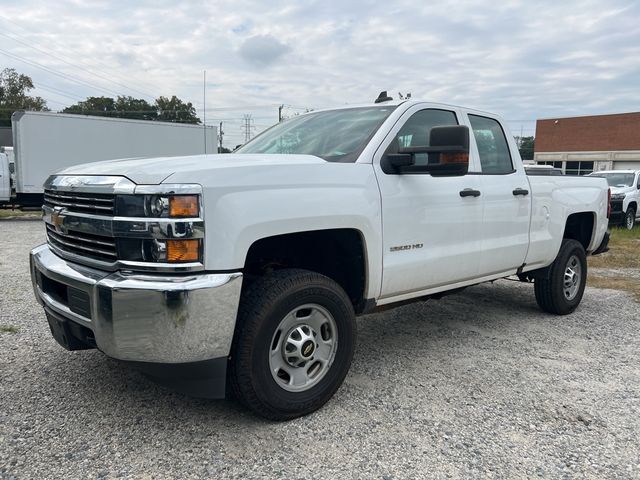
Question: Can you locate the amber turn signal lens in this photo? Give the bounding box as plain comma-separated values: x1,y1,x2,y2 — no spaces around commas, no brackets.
169,195,199,217
440,153,469,164
166,239,200,262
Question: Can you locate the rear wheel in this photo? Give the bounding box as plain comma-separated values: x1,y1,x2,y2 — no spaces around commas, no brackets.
624,207,636,230
228,269,356,420
534,239,587,315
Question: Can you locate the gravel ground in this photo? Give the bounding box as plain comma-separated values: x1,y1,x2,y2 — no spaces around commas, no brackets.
1,219,640,479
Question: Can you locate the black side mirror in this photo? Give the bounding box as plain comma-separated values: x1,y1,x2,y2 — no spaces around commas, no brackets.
383,125,470,176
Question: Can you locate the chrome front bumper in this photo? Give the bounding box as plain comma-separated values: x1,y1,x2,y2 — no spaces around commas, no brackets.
30,244,243,364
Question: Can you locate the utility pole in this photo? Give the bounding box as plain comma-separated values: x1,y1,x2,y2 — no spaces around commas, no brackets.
203,70,207,154
219,121,224,152
278,104,284,122
241,114,255,143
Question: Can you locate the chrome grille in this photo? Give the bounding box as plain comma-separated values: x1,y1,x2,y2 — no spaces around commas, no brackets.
46,224,117,263
44,189,115,215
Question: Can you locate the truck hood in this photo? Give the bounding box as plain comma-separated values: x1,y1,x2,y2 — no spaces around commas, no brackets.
609,185,633,195
56,154,326,185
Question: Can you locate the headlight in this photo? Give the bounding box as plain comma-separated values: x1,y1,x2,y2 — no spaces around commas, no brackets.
113,190,203,265
611,193,626,200
147,195,168,217
117,194,200,218
146,194,199,218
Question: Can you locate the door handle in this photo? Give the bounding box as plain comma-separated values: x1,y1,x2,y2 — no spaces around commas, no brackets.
512,188,529,196
459,188,481,198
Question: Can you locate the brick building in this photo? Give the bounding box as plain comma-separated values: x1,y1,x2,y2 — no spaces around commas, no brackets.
534,112,640,174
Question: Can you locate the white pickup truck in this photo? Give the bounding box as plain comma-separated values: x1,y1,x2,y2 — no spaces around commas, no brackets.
588,170,640,230
30,97,610,420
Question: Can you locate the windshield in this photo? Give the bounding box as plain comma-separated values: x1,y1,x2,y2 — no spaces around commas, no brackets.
590,172,635,187
236,106,396,162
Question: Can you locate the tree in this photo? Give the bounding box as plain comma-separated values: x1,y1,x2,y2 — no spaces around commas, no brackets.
63,94,200,124
116,96,157,120
515,136,535,160
63,95,157,120
155,95,200,124
0,68,48,126
62,96,117,116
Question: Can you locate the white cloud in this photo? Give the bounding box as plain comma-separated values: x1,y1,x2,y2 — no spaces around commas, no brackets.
0,0,638,145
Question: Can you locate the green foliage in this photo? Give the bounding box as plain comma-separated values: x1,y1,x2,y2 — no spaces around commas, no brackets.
116,96,157,120
515,136,535,160
62,94,200,124
62,95,157,120
62,96,117,116
155,95,200,124
0,68,49,127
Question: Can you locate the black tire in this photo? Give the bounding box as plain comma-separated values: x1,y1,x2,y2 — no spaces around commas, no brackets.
228,269,356,420
624,207,636,230
534,239,587,315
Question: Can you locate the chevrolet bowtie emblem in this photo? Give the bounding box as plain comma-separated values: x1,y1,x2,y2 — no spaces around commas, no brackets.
51,207,66,234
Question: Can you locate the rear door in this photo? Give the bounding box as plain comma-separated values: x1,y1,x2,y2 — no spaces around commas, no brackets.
464,113,531,275
373,105,484,299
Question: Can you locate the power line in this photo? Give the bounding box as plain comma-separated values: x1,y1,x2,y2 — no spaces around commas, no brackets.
35,82,85,102
0,15,164,99
0,31,157,101
0,47,133,98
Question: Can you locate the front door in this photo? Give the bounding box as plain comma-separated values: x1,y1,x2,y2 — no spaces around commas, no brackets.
373,106,483,299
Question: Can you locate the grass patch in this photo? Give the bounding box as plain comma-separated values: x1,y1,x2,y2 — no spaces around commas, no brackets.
0,325,19,334
588,227,640,270
588,226,640,301
0,208,40,219
587,275,640,302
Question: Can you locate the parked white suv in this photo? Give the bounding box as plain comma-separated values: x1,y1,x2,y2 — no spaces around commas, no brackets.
588,170,640,229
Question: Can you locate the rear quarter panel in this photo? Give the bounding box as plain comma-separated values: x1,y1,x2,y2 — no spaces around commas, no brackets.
525,175,609,270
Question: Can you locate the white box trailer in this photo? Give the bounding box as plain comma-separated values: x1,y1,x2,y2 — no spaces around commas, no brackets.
1,111,217,206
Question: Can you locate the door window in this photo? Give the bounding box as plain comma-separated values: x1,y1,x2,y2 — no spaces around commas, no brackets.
469,115,514,174
386,109,458,166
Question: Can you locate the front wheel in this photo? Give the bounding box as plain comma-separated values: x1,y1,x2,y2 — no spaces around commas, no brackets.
228,269,356,420
624,207,636,230
534,239,587,315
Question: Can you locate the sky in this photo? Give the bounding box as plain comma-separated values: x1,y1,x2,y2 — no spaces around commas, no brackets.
1,0,639,148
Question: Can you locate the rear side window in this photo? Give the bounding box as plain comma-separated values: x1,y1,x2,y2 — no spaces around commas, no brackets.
469,114,514,174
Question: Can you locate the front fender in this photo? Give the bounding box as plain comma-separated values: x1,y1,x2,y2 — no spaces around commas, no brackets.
195,162,383,300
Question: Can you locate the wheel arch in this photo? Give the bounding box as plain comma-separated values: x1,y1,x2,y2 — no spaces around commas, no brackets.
563,211,596,252
243,228,370,313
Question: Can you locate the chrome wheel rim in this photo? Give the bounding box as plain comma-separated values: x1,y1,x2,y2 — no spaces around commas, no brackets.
269,304,338,392
626,212,634,230
563,255,582,301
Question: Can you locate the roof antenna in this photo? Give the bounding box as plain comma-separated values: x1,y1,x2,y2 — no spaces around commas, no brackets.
374,91,393,103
